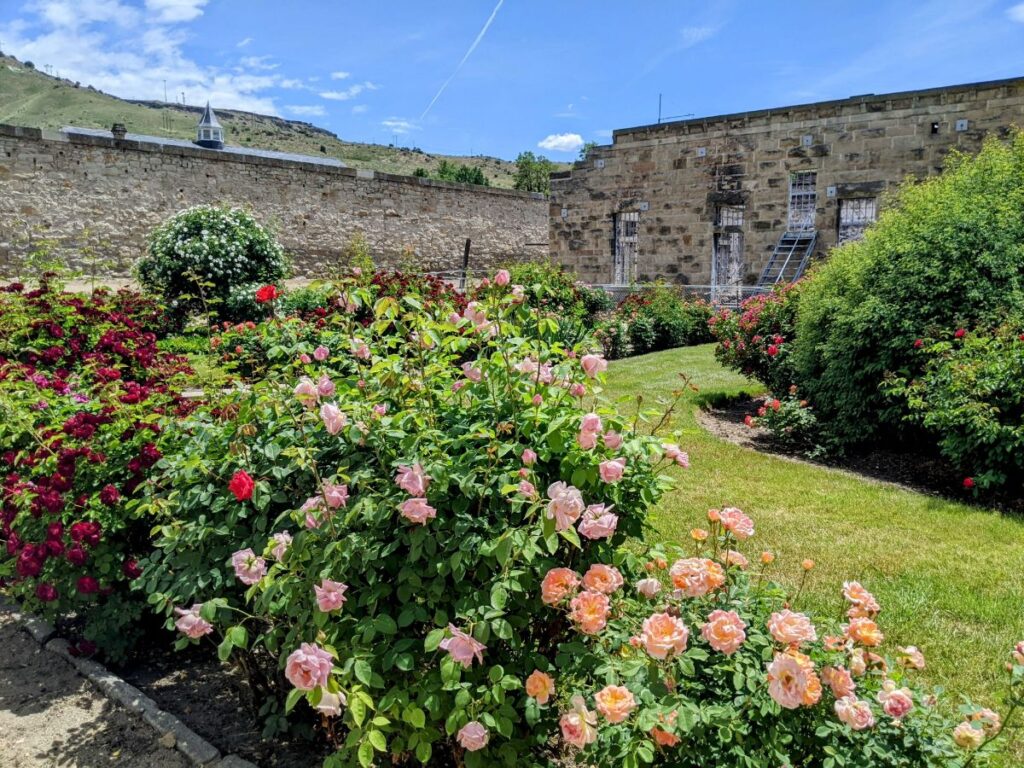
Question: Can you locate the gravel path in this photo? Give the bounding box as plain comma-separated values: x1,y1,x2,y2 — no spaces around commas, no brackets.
0,611,190,768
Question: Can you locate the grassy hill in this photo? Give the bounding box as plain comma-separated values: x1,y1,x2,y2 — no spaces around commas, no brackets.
0,54,561,187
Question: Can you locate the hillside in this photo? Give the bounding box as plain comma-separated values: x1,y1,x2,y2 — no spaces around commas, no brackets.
0,54,562,187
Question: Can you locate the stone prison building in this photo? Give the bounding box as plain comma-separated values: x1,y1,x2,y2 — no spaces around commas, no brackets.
549,76,1024,296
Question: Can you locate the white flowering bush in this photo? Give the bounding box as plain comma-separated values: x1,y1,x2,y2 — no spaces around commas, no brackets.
138,271,1019,767
137,205,288,322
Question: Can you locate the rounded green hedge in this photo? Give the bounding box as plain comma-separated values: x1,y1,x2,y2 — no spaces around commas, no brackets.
793,131,1024,447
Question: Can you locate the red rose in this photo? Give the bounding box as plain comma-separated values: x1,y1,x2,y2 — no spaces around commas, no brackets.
36,583,59,602
913,339,924,349
122,558,142,580
67,545,88,566
76,576,100,594
766,344,779,357
954,328,966,339
962,477,975,490
228,469,255,501
255,285,279,303
99,484,121,506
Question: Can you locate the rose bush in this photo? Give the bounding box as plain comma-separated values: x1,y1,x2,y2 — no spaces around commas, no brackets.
0,280,196,658
137,272,1014,767
599,285,714,360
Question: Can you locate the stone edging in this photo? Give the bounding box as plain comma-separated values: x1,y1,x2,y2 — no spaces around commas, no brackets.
0,597,256,768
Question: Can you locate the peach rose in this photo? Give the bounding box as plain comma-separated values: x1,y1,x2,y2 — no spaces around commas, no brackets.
541,567,581,605
439,624,486,668
723,549,749,569
594,685,636,724
669,557,725,598
457,721,489,752
842,580,881,618
598,458,626,484
719,507,754,540
690,528,708,542
525,670,555,704
822,666,856,699
953,721,984,749
970,708,1002,736
651,727,680,747
898,645,926,670
877,679,914,719
767,609,818,646
569,590,611,635
560,695,598,748
760,551,775,564
1013,641,1024,666
285,642,333,690
314,579,348,612
582,563,624,594
843,617,883,647
835,696,876,731
641,613,689,659
546,482,585,531
701,609,746,655
767,650,820,709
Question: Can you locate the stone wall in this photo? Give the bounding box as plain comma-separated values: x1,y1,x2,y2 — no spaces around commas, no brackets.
550,76,1024,286
0,125,548,277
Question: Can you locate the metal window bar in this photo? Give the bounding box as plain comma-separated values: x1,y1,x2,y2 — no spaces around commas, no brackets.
788,171,817,231
837,197,877,244
715,205,744,228
613,211,640,285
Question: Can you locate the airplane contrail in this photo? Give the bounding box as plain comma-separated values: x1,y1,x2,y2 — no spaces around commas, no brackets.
420,0,505,120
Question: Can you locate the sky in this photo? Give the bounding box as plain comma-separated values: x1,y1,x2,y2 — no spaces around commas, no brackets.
2,0,1024,160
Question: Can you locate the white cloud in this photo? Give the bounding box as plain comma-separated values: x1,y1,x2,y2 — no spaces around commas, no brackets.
382,117,417,134
352,104,368,114
679,25,716,48
239,55,278,71
144,0,208,23
279,78,308,90
538,132,584,153
330,70,351,80
236,37,252,48
320,82,375,101
287,105,326,117
1009,2,1024,22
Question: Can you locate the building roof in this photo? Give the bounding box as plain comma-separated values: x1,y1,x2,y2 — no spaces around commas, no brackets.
61,125,347,168
197,102,223,130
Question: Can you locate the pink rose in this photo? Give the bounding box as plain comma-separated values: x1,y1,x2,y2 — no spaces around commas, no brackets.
877,680,914,719
294,377,318,408
835,696,876,731
461,362,482,382
320,403,348,435
285,642,334,690
532,394,543,406
231,548,266,585
661,443,690,468
569,383,586,397
313,345,330,361
636,577,662,598
299,353,312,364
581,354,608,378
314,579,349,612
580,413,603,434
352,340,371,360
641,612,689,659
768,609,818,646
322,482,349,509
719,507,754,540
701,609,746,655
316,690,346,717
577,430,598,450
400,497,436,525
518,480,538,499
457,721,489,751
301,496,325,529
270,531,292,561
439,624,486,667
174,604,213,639
545,482,585,531
578,504,618,540
560,696,598,748
522,448,537,466
494,269,511,286
317,374,335,397
395,463,430,496
603,431,623,450
598,458,626,483
372,403,387,416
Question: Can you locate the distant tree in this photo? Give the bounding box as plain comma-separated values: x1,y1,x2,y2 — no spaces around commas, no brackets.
412,167,429,178
578,141,598,161
453,164,489,186
435,160,458,182
23,61,35,70
513,151,556,194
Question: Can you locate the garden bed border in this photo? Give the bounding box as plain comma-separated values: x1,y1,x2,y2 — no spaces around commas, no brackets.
0,596,256,768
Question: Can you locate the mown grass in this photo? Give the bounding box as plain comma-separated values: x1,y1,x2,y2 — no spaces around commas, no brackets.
605,344,1024,762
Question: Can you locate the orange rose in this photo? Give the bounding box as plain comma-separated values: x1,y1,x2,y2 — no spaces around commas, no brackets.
541,567,581,605
594,685,636,724
844,617,883,647
525,670,555,705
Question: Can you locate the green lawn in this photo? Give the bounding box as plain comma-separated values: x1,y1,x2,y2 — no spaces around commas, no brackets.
604,344,1024,761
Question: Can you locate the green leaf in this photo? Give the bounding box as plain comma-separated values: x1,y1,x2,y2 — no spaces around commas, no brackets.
354,659,374,687
368,730,387,752
357,740,374,768
490,585,508,610
403,705,427,729
424,628,445,652
284,687,304,713
415,741,432,764
349,694,367,726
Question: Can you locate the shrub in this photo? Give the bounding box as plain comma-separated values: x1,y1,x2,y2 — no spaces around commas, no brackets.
617,286,714,356
136,206,289,323
792,132,1024,448
709,283,801,394
138,274,1010,767
890,324,1024,492
744,388,822,455
0,281,195,658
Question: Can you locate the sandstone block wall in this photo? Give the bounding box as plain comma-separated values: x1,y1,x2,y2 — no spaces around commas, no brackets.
550,77,1024,286
0,125,548,278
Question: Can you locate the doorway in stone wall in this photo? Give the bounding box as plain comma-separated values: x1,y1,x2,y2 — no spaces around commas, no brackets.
613,211,639,284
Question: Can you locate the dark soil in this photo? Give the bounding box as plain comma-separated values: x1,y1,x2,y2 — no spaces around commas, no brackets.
116,641,331,768
698,397,1024,512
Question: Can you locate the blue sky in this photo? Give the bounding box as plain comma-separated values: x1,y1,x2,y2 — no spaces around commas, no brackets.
2,0,1024,160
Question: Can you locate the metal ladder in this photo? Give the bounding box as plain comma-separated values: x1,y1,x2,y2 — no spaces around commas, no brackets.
757,231,817,286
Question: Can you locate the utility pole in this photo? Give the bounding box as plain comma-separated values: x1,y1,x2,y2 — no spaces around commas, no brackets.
658,93,662,124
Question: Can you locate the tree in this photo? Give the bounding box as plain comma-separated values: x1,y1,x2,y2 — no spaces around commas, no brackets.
578,141,598,161
513,151,556,194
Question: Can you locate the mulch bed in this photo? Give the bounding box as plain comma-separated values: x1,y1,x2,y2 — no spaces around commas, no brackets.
698,397,1024,513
